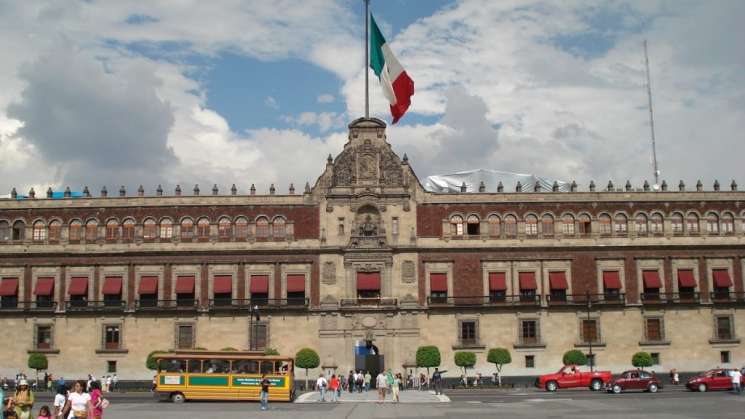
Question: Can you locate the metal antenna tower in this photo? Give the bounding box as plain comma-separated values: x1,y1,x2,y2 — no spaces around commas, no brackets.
644,40,660,188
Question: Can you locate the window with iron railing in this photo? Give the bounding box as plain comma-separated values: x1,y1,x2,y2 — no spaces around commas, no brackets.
715,316,734,341
520,320,540,345
459,320,478,346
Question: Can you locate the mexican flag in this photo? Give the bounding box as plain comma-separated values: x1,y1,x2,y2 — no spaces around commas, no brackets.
369,14,414,124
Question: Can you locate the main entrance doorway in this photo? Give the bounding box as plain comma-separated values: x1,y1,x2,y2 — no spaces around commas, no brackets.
354,338,384,388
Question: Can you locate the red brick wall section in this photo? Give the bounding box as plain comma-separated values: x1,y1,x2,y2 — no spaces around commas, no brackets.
451,254,482,298
417,256,426,305
274,263,282,301
663,257,673,297
734,257,743,293
625,256,638,303
310,256,320,307
127,264,135,307
200,264,209,306
698,257,709,302
93,265,100,301
237,263,246,300
163,263,172,304
23,264,31,301
571,254,596,294
59,265,66,306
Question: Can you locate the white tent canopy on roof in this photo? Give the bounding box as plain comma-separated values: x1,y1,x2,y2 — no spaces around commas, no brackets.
423,169,570,193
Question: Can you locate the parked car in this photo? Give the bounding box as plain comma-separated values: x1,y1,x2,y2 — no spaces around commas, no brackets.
686,369,744,392
607,370,662,394
536,365,613,391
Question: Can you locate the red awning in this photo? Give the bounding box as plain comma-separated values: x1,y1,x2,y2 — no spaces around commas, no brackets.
0,278,18,296
250,275,269,293
35,277,55,296
175,276,195,294
429,273,447,292
642,270,662,289
602,271,622,289
102,276,122,295
677,270,696,288
138,276,158,294
286,274,305,293
518,272,537,290
68,277,89,296
548,271,568,290
357,272,381,291
713,270,733,288
213,275,232,294
488,272,506,291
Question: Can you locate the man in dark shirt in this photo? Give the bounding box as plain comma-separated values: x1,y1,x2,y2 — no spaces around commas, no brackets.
432,368,447,395
260,374,271,411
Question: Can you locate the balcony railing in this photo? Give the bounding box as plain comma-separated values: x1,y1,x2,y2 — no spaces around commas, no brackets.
427,295,541,306
640,292,703,304
208,298,309,310
710,292,745,303
65,300,127,312
134,299,199,311
340,297,398,308
0,301,57,312
545,293,626,306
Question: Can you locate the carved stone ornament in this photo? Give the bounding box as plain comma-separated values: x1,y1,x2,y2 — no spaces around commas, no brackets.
322,261,336,284
362,316,377,328
358,154,378,180
401,260,416,283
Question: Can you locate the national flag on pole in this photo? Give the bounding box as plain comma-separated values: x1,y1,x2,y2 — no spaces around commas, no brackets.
369,14,414,124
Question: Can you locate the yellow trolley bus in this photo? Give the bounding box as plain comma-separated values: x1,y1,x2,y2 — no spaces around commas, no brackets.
154,351,295,402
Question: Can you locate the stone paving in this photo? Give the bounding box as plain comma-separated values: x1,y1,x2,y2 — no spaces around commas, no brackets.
296,388,448,403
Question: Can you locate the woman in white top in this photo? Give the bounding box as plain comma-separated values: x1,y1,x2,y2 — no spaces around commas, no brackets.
65,381,93,419
53,385,67,418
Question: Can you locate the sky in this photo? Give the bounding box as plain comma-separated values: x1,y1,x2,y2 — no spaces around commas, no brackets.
1,0,743,195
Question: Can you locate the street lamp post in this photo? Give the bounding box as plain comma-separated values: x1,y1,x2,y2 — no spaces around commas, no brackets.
249,305,260,351
586,289,593,372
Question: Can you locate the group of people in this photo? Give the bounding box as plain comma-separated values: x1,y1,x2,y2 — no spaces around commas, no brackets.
1,379,109,419
315,368,449,402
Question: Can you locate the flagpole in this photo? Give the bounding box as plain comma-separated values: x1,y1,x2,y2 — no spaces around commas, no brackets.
364,0,370,118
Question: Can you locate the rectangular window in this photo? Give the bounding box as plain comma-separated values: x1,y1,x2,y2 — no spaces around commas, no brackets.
69,223,82,241
715,316,734,341
429,273,448,303
85,224,98,241
36,325,53,350
337,218,345,236
107,361,117,374
520,320,539,345
720,351,731,364
650,352,660,366
562,218,575,235
525,222,538,236
525,355,535,368
104,325,121,350
159,223,173,240
250,322,268,351
644,317,664,342
176,324,194,350
488,272,506,303
286,274,306,305
105,224,118,240
48,223,61,241
122,223,135,241
459,320,478,346
581,319,599,344
579,218,591,235
392,217,399,236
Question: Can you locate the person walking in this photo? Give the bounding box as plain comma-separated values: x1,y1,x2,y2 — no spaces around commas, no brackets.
364,371,371,392
346,371,354,394
376,371,387,403
52,385,67,418
259,373,270,411
432,368,447,395
732,368,742,394
391,374,401,403
64,381,93,419
89,381,104,419
316,374,327,402
328,375,340,403
14,379,35,419
1,384,5,419
110,376,117,393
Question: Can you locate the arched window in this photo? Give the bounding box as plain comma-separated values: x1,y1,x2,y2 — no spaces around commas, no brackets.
504,215,517,237
85,220,98,241
180,218,194,240
525,215,538,236
32,221,46,241
256,217,269,238
159,218,173,239
143,219,157,240
721,213,734,234
197,218,211,239
0,221,9,241
466,215,480,235
598,214,611,235
562,215,575,235
235,217,249,239
542,215,554,236
671,213,683,234
12,220,25,241
578,214,592,236
218,217,232,239
106,220,119,240
706,212,719,234
614,214,628,234
487,215,500,237
122,219,135,241
686,213,700,234
449,215,464,236
273,216,286,239
69,220,82,241
48,220,61,242
650,213,664,234
635,214,648,235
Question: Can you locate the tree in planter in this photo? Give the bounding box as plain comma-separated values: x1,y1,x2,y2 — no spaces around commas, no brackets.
454,352,476,385
28,352,48,385
632,352,653,371
415,346,441,377
146,350,166,371
295,348,320,390
562,350,588,366
487,348,511,386
264,348,280,356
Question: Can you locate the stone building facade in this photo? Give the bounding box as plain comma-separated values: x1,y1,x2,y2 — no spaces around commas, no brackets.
0,117,743,380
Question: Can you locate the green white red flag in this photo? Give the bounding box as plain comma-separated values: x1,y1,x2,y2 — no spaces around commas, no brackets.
369,14,414,124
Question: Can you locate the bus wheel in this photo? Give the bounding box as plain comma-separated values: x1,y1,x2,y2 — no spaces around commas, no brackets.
171,392,186,403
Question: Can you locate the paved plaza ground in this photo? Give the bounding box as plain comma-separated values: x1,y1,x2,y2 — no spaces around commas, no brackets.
29,386,745,418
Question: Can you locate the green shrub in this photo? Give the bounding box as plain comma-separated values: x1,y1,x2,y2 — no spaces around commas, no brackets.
562,350,588,366
454,351,477,375
486,348,511,386
415,346,441,376
632,352,653,370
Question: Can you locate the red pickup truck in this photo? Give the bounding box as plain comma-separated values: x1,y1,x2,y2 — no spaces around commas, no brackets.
536,365,613,391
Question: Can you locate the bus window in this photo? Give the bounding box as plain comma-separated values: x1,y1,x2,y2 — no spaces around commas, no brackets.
277,361,290,375
204,359,230,374
260,361,275,375
159,359,186,373
233,360,259,374
188,360,202,373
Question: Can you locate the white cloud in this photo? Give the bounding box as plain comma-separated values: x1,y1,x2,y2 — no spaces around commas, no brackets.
317,94,335,104
282,112,345,133
264,96,279,110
